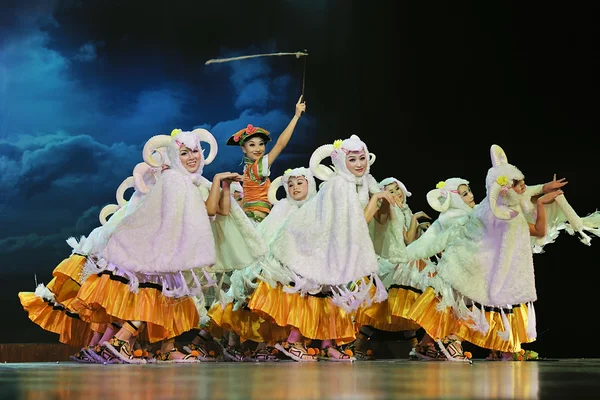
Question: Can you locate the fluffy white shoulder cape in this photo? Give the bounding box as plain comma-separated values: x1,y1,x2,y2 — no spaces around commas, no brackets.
101,169,215,274
269,174,379,286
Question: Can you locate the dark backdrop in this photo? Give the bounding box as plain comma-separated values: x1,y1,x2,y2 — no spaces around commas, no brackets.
1,1,597,358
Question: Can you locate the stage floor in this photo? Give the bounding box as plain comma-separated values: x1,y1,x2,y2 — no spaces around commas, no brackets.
1,359,599,399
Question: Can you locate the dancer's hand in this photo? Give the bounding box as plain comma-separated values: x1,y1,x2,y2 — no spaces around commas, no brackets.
295,95,306,117
414,211,432,221
372,191,400,207
214,172,243,183
418,221,431,230
542,174,568,193
538,189,563,204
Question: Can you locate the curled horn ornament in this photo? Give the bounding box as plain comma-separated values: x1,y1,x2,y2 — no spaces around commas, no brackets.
115,176,134,207
369,153,376,165
490,144,508,167
267,176,283,204
488,182,517,220
142,135,171,167
99,204,119,225
426,188,451,212
191,128,218,165
309,144,336,181
133,162,154,194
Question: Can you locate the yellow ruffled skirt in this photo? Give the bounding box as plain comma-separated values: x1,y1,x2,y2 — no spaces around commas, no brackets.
407,287,535,353
72,271,199,343
44,254,87,304
18,292,93,348
355,285,421,332
247,281,356,344
207,301,290,344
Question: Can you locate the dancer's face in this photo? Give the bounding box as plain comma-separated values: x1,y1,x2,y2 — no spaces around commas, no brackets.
179,146,201,173
345,150,367,177
512,179,527,194
384,182,405,206
232,191,244,207
457,184,476,208
287,176,309,201
242,137,266,162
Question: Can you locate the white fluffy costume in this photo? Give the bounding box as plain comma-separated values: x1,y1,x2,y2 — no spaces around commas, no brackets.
208,167,317,343
356,177,435,332
248,135,387,344
72,128,267,342
405,145,546,353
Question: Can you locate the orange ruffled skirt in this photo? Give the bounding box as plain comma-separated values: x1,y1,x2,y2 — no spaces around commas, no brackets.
407,287,535,353
18,292,93,348
354,285,421,332
207,301,290,344
46,254,87,304
72,271,199,343
247,281,356,344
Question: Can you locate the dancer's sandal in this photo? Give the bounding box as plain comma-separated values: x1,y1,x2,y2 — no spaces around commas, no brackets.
274,341,318,362
339,341,374,361
320,345,355,362
221,342,251,362
103,336,147,364
409,342,446,361
155,348,202,363
69,348,96,363
486,349,539,361
435,337,472,364
87,343,122,364
250,346,280,362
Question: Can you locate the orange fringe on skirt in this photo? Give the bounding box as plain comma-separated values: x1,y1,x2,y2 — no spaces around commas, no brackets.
407,287,535,353
72,272,199,343
247,281,355,344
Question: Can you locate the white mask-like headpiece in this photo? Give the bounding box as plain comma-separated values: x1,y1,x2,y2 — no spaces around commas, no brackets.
309,135,376,183
486,144,526,220
141,128,218,186
268,167,317,206
426,177,472,213
379,177,411,199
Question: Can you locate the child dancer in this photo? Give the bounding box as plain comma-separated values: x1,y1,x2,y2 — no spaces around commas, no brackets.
226,96,306,224
352,177,433,359
208,167,318,361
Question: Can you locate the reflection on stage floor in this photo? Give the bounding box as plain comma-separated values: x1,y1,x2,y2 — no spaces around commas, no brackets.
1,358,599,399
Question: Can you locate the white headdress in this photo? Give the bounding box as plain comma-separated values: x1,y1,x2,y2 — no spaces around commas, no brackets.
268,167,317,206
485,144,527,220
141,128,217,185
309,134,376,183
426,177,472,213
379,177,411,198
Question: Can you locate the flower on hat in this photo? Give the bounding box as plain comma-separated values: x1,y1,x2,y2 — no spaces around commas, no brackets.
496,176,508,186
332,139,343,149
245,124,257,134
284,168,292,174
171,128,182,137
436,181,446,189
